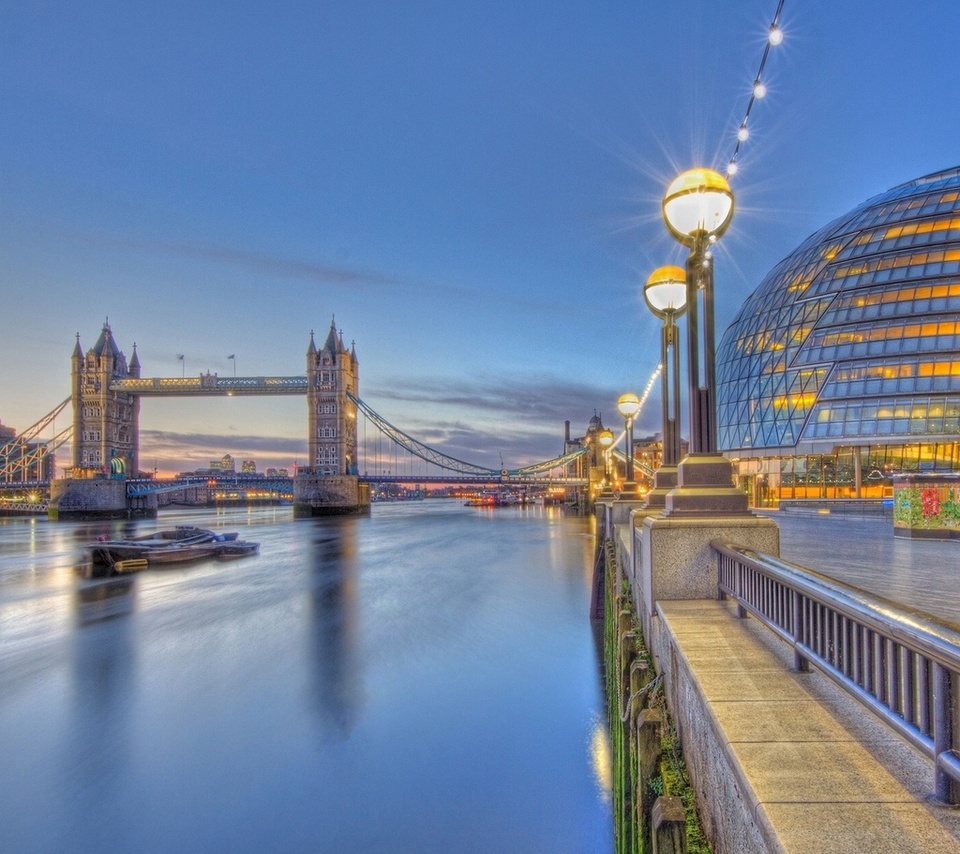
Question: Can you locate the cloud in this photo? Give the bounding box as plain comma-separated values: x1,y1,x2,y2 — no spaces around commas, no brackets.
357,373,653,468
366,373,624,424
71,231,398,288
141,429,306,456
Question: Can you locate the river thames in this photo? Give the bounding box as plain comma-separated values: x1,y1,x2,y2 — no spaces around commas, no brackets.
0,500,613,853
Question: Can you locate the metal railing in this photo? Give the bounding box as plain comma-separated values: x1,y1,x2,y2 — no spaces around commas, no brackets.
713,540,960,805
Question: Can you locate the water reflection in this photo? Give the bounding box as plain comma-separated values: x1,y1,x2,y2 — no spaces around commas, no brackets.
68,576,137,805
307,518,363,735
74,576,136,626
0,504,613,853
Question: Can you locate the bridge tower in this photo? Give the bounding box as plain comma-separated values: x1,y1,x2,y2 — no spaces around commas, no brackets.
306,319,359,475
70,321,140,477
296,319,368,515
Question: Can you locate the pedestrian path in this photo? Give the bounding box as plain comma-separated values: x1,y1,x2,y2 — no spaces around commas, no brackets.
659,597,960,853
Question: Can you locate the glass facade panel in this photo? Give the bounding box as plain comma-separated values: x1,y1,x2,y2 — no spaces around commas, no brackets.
718,167,960,499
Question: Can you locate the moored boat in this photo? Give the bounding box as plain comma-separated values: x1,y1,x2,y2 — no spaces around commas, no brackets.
144,542,222,565
215,541,260,559
86,527,248,569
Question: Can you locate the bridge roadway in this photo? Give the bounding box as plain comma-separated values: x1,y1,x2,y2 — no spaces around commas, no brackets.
623,509,960,853
359,474,587,486
110,375,307,395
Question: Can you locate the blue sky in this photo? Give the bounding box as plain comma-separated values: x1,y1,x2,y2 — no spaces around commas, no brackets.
2,1,959,475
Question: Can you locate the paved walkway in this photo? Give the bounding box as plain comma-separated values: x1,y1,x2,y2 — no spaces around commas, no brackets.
758,510,960,626
615,505,960,849
660,598,960,853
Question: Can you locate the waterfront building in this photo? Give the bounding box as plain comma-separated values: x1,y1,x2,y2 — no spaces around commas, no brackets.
717,167,960,504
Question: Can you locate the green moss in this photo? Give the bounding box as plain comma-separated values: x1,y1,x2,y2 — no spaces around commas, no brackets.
601,538,712,853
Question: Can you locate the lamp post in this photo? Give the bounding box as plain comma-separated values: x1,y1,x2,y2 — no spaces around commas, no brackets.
597,428,615,498
643,265,686,508
661,167,748,515
616,392,641,499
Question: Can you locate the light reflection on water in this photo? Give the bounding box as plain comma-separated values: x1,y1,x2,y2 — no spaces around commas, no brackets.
0,501,612,853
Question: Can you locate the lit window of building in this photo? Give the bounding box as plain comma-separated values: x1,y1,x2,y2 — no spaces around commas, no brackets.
717,167,960,505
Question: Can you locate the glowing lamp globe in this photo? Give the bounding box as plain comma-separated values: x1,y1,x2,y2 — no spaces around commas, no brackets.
644,265,687,319
617,392,641,420
662,168,735,246
598,429,614,449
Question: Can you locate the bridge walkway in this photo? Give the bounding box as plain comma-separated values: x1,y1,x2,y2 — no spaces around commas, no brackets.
659,597,960,852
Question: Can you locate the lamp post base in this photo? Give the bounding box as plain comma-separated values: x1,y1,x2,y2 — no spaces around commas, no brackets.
663,453,750,517
642,466,678,510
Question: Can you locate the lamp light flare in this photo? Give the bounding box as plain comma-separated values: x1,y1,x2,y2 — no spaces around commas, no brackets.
617,392,642,419
737,124,749,142
662,168,734,245
768,24,783,46
753,81,767,98
727,160,738,176
644,265,687,316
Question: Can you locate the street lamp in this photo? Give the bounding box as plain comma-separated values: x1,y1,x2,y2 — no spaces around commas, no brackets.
597,428,615,498
643,265,686,508
616,392,641,499
661,167,747,515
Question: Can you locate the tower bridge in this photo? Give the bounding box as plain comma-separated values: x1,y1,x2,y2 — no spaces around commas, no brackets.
4,320,600,518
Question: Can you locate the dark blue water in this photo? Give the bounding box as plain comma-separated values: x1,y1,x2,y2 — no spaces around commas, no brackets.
0,500,613,853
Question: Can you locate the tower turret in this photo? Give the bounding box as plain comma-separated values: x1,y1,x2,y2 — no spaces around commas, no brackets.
307,320,359,475
71,322,140,476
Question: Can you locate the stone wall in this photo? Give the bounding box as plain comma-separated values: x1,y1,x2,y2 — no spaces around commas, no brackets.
293,474,370,517
49,479,129,519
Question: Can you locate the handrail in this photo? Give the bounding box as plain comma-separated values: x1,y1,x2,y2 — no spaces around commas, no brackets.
712,539,960,805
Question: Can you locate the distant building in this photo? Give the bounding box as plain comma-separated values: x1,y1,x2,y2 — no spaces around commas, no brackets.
209,454,236,472
241,459,257,473
563,413,609,490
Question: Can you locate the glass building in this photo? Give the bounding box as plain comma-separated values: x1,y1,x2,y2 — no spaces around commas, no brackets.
716,166,960,505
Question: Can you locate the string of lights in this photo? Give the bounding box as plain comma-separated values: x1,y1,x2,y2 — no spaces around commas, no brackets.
726,0,785,178
638,363,662,414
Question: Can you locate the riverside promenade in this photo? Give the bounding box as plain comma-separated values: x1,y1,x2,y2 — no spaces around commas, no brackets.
614,506,960,853
770,509,960,624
